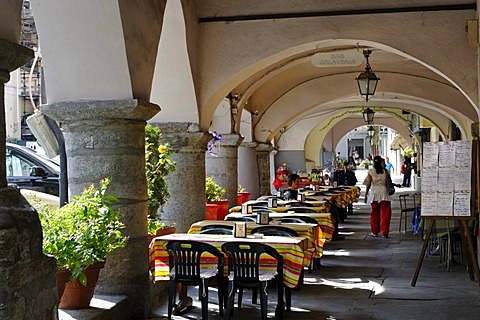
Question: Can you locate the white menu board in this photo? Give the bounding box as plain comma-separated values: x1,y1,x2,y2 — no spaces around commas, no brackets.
421,140,472,217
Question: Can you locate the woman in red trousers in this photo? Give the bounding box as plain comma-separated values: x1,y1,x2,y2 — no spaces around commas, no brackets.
364,156,391,238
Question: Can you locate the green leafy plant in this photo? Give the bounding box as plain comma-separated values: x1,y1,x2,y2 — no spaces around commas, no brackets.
147,218,175,235
33,178,127,285
145,124,176,233
238,185,246,193
402,146,413,158
206,177,226,202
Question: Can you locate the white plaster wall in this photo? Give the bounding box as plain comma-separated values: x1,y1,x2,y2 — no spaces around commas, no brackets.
239,110,252,142
151,0,198,123
30,0,132,102
238,146,259,198
0,0,22,43
210,98,230,133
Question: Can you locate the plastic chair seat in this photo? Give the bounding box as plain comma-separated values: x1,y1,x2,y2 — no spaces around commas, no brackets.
227,270,277,282
169,267,219,279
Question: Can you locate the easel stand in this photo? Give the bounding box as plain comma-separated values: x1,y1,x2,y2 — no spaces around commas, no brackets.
411,216,480,286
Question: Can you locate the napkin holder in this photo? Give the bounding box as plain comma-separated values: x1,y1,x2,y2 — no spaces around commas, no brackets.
241,203,253,214
267,198,277,208
297,193,306,201
276,190,284,198
256,212,269,225
233,222,247,238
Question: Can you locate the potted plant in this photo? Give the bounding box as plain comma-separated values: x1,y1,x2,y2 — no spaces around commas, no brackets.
206,177,229,220
237,184,251,205
33,178,127,309
145,124,176,236
147,219,176,244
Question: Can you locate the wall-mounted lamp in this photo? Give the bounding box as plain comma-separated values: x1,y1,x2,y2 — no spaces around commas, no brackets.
356,49,380,102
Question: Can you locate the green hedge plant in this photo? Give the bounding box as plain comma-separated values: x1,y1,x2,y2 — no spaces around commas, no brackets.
206,177,226,202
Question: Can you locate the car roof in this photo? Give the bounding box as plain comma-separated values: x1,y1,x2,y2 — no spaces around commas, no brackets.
6,143,60,173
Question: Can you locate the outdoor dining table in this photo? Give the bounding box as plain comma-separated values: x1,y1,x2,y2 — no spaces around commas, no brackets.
229,204,329,213
225,211,336,241
149,233,309,319
188,220,323,258
149,233,311,289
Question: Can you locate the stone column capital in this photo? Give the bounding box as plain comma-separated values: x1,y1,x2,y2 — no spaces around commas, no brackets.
214,133,244,147
255,142,274,153
241,141,258,148
152,122,212,153
0,39,33,81
41,99,160,123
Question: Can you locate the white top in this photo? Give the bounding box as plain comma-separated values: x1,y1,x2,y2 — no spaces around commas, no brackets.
367,168,390,204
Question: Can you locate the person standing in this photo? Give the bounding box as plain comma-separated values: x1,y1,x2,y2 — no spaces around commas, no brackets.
401,157,412,187
364,156,392,238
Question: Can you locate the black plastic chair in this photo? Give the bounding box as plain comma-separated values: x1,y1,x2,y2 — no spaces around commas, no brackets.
226,216,257,222
275,215,318,225
221,242,289,320
199,225,234,235
251,226,299,237
273,217,306,224
399,194,416,233
166,240,224,320
251,207,276,213
284,201,314,207
281,207,317,213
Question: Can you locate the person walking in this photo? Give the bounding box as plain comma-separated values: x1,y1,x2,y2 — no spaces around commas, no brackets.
364,156,392,238
385,157,394,174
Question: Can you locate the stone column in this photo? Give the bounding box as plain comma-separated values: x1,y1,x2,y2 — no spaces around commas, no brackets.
206,133,244,207
0,39,57,320
153,122,212,233
42,99,159,319
256,142,273,196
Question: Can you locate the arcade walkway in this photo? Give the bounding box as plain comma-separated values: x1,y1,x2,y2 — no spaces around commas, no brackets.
60,172,480,320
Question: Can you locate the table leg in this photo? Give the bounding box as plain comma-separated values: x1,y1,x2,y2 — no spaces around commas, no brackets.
173,284,193,315
411,219,434,286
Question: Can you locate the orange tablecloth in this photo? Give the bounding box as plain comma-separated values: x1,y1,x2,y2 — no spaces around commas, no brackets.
149,233,310,288
188,220,323,258
225,211,336,241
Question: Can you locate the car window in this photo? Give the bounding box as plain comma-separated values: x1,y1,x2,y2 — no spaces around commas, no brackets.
6,150,37,176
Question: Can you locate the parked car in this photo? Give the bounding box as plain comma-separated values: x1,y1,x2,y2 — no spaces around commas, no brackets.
6,143,60,196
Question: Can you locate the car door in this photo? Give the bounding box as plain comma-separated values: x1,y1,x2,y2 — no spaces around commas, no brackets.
6,146,59,195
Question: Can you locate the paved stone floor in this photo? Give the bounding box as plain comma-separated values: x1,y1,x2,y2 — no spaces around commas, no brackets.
150,172,480,319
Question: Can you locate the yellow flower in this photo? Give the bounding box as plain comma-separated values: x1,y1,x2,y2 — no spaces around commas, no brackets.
158,145,167,153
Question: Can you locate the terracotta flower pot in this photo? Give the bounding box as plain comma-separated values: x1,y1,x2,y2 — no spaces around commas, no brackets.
237,192,251,205
57,269,71,300
206,203,220,220
207,200,229,220
59,261,105,309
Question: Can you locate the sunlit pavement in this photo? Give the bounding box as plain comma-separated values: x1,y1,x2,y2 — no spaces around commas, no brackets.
150,172,480,320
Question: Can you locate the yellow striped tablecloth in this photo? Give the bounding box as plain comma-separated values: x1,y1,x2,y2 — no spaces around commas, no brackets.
225,212,336,241
229,200,330,213
188,220,323,258
149,233,310,288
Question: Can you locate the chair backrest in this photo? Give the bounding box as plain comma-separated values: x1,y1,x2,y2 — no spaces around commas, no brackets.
226,216,256,222
251,225,299,237
221,242,283,283
200,224,234,235
284,201,314,207
273,217,306,224
283,207,317,213
251,207,276,213
288,215,318,225
399,194,416,211
250,201,269,207
166,240,223,281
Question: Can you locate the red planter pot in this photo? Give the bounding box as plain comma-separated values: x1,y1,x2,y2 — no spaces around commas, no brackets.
206,203,220,220
208,200,230,220
237,192,251,205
